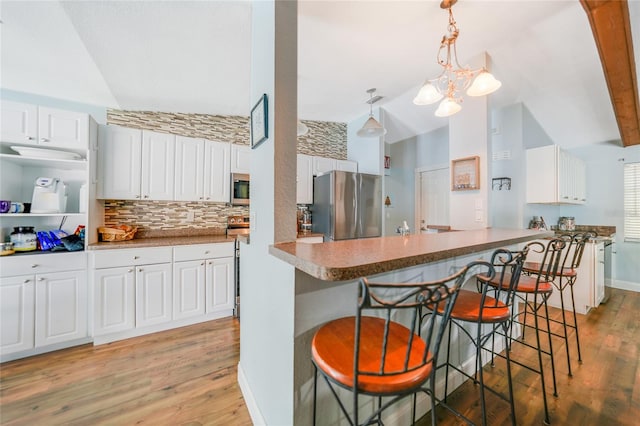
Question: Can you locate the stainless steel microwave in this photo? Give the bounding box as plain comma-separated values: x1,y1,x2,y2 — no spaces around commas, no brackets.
231,173,250,205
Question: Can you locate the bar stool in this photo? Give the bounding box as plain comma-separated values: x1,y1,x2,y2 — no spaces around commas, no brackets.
433,247,528,426
311,261,494,426
522,232,594,376
488,238,567,425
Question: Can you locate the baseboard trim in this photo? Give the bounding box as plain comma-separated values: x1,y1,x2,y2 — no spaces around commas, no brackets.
611,280,640,293
238,362,266,425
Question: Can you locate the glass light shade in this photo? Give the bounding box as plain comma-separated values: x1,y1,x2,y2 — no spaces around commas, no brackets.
357,116,387,137
297,120,309,136
435,98,462,117
413,81,444,105
467,71,502,96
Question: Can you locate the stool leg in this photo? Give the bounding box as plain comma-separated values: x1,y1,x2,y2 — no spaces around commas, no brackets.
522,294,529,341
542,296,558,397
557,280,573,377
476,324,488,426
444,322,453,402
502,322,517,426
569,280,583,363
533,295,551,425
313,364,318,426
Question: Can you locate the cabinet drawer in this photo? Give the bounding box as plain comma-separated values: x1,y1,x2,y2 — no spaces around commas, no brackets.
173,242,235,262
0,252,87,278
92,247,173,269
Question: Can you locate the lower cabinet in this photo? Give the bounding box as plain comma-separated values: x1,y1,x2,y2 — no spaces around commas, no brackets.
136,263,172,327
173,260,206,320
1,269,88,359
206,256,234,313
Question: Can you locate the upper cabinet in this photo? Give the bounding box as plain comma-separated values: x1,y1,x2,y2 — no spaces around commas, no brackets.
312,156,358,176
526,145,586,204
336,159,358,173
175,136,230,203
297,154,313,204
231,144,250,174
1,101,90,150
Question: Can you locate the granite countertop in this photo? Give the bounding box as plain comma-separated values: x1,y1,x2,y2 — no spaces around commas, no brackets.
269,228,552,281
88,234,236,250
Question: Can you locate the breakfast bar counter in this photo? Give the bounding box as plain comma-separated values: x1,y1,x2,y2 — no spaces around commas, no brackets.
270,228,552,281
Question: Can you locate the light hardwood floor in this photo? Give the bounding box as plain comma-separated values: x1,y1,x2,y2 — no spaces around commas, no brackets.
1,289,639,425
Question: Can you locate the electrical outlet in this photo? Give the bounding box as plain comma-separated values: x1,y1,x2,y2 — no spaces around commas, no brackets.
186,210,195,222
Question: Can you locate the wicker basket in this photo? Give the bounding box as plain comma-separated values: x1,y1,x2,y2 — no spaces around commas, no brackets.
98,225,138,242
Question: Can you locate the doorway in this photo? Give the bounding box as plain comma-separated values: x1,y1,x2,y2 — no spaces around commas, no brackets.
415,165,450,233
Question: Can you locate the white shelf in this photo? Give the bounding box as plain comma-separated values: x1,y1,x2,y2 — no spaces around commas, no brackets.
0,213,85,218
0,153,87,170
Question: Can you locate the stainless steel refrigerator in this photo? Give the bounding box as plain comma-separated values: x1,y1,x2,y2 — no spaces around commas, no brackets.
312,170,382,241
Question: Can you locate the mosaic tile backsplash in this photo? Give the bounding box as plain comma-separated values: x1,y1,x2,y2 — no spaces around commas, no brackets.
104,109,347,233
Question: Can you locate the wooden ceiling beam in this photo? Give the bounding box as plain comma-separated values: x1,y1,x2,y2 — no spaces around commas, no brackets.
580,0,639,147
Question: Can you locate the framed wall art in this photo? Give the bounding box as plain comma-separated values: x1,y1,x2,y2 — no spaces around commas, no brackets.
451,156,480,191
251,93,268,149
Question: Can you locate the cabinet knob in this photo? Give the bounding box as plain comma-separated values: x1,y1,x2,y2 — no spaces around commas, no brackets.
144,195,149,199
138,268,143,272
38,277,45,281
206,197,210,200
40,138,49,142
205,250,210,254
135,195,141,199
134,256,139,259
23,279,31,283
208,261,212,265
199,197,204,200
128,269,133,273
31,264,38,268
26,136,35,141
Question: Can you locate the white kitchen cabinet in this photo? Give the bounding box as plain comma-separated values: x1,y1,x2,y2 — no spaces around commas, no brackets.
173,260,206,320
231,144,251,174
1,101,90,150
0,275,35,354
175,137,229,202
336,159,358,173
93,266,135,336
35,270,88,347
297,154,313,204
141,130,175,200
136,263,172,327
92,247,173,337
204,140,231,202
526,144,586,204
98,125,142,199
206,257,234,313
1,100,38,144
99,126,175,200
313,156,336,176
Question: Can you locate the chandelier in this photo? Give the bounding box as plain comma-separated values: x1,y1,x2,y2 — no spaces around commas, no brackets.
413,0,501,117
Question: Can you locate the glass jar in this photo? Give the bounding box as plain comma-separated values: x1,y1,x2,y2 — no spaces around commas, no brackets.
10,226,37,252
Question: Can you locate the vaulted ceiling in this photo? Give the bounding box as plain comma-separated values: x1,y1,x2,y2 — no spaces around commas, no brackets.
1,1,638,148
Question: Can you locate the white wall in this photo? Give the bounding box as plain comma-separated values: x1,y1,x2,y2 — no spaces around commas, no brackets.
346,107,384,176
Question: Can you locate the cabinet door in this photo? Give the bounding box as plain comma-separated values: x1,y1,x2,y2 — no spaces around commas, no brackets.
0,275,35,354
93,267,135,336
141,130,175,200
575,158,587,204
336,160,358,173
136,263,172,327
231,144,251,173
35,270,87,347
0,100,38,145
526,145,558,203
38,106,89,149
297,154,313,204
173,260,205,319
175,136,205,201
594,242,605,305
98,125,142,200
313,156,336,176
203,140,231,202
205,257,234,313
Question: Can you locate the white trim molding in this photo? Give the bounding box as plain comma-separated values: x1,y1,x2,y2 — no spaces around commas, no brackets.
237,362,266,425
611,280,640,293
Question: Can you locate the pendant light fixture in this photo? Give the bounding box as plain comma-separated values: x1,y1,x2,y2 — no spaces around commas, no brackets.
357,88,387,138
413,0,501,117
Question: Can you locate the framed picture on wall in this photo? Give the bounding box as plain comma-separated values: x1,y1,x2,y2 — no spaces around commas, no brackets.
251,93,268,149
451,156,479,191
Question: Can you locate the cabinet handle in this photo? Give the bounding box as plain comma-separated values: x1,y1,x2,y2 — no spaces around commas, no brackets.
201,262,205,266
38,277,45,281
128,269,133,273
144,195,149,199
205,250,210,254
40,138,49,142
23,279,31,283
206,197,210,200
134,256,139,259
135,195,141,199
208,261,213,265
199,197,204,200
26,136,35,141
31,264,38,268
138,268,143,272
562,196,569,199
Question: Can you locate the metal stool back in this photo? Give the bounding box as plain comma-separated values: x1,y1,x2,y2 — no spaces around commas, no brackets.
311,260,495,426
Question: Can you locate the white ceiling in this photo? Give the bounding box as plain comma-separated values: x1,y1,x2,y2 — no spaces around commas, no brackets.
1,0,638,148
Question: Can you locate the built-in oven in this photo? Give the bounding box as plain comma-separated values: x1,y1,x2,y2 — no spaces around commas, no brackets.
231,173,250,205
227,215,250,319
